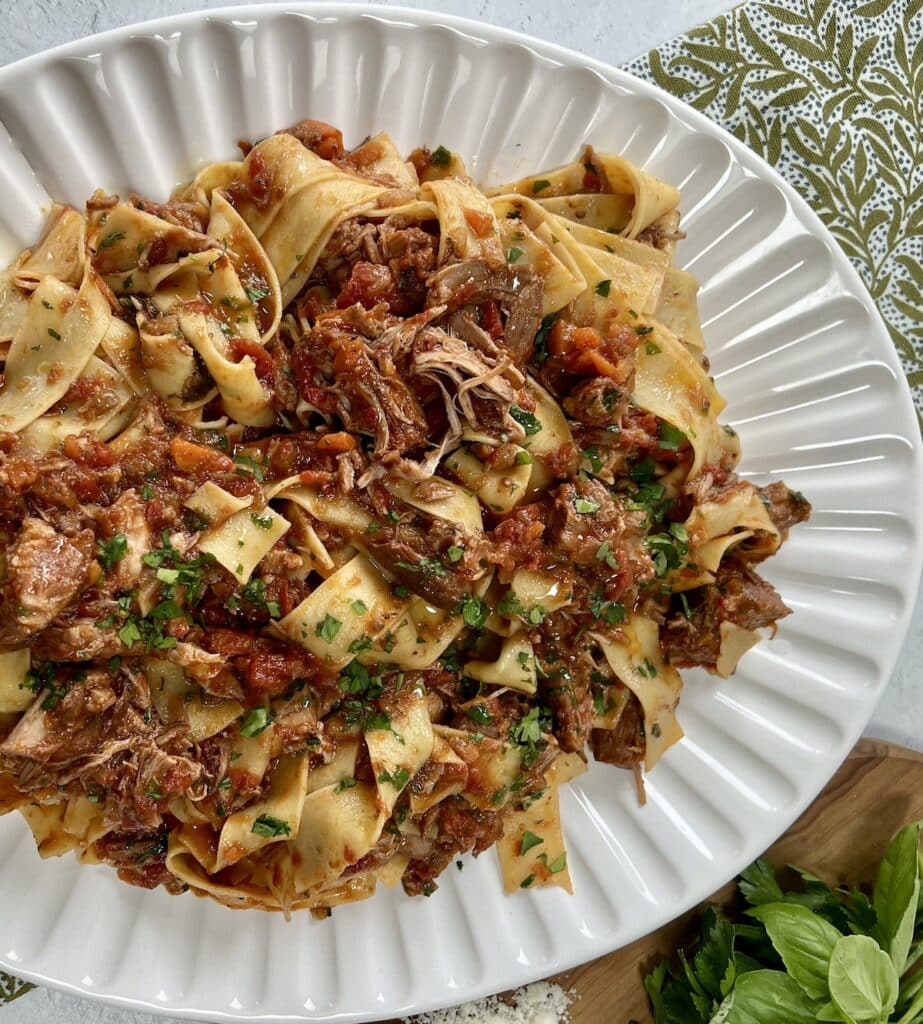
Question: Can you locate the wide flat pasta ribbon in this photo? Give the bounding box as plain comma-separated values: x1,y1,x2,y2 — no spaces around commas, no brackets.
0,270,112,433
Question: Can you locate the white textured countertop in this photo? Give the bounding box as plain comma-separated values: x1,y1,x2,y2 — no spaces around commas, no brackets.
0,1,920,1021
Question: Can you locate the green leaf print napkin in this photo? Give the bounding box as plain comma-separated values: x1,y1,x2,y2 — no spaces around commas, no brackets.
1,0,921,1014
625,0,923,407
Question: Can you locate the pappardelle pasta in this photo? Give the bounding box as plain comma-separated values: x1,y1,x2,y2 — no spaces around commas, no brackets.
0,121,809,915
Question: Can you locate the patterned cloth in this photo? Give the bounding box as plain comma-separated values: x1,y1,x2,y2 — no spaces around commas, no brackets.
2,0,921,1017
626,0,923,407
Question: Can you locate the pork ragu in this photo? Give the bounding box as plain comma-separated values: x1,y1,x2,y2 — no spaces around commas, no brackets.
0,120,809,915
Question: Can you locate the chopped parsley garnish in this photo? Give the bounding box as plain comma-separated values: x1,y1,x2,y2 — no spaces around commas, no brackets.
251,815,291,838
589,589,626,625
21,661,62,709
250,512,274,529
574,497,600,515
115,599,179,651
602,388,621,412
520,874,536,889
315,614,342,644
338,661,384,700
594,279,612,297
510,406,542,436
460,594,490,629
335,777,358,793
582,447,604,474
515,450,533,466
240,707,270,737
246,285,270,304
440,644,463,674
378,768,411,790
645,522,689,578
466,703,493,726
134,834,168,864
629,457,657,483
507,246,524,263
47,328,61,340
395,557,448,578
227,577,281,619
497,592,524,618
233,454,265,481
362,710,397,734
140,484,155,501
99,230,126,248
520,831,544,856
447,546,465,563
241,578,268,605
349,599,369,615
646,341,661,355
595,541,620,570
116,619,142,649
636,325,654,337
431,145,452,166
531,179,552,193
658,421,687,452
637,659,658,679
509,706,551,768
532,313,557,366
142,535,213,605
538,851,567,874
97,534,128,572
348,634,374,655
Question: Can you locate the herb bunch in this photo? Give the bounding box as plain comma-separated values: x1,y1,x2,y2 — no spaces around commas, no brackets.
646,821,923,1024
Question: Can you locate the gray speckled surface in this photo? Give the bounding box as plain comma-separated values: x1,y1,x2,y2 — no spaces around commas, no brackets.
0,0,919,1020
3,0,727,66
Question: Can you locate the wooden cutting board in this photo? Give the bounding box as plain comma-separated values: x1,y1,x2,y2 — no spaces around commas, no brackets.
384,739,923,1023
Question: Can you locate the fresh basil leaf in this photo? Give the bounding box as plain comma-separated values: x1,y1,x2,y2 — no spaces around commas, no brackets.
873,820,921,972
814,1000,853,1022
708,969,820,1024
827,934,897,1023
748,902,842,1000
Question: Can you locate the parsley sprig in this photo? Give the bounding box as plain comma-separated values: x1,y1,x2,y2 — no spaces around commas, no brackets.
509,706,552,768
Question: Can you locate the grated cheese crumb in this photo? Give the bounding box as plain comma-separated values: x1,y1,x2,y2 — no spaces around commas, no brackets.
404,981,571,1024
